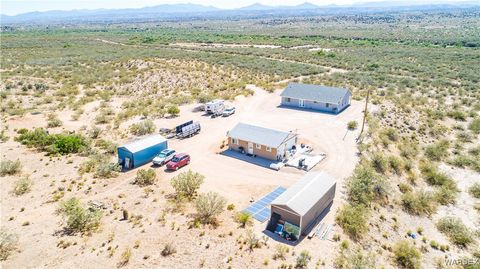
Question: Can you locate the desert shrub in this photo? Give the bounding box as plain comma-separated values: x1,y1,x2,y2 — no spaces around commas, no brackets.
401,191,437,216
0,159,22,176
245,229,260,250
130,120,155,135
12,175,33,196
371,153,388,174
46,113,63,128
399,140,419,159
273,244,289,260
451,155,474,168
436,217,474,247
469,183,480,198
57,197,102,234
347,121,358,130
457,131,473,143
161,242,176,256
382,128,399,142
424,140,450,161
346,165,388,206
15,128,88,155
393,240,421,269
79,154,120,178
447,110,467,121
469,118,480,134
335,247,375,269
170,170,204,200
95,162,121,178
133,169,156,186
89,126,102,139
336,204,369,240
388,156,404,175
118,247,131,267
434,185,458,205
420,163,456,188
235,212,252,228
167,105,180,116
398,183,412,193
295,250,312,268
194,192,226,224
0,229,18,261
95,139,117,155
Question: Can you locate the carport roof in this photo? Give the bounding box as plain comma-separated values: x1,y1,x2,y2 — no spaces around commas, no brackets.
280,83,350,104
120,134,167,153
271,172,336,216
228,123,294,148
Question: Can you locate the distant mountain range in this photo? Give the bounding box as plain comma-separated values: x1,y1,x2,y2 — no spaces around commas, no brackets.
2,1,479,25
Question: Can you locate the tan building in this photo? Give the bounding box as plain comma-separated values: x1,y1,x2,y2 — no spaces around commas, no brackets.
268,172,336,238
227,123,297,161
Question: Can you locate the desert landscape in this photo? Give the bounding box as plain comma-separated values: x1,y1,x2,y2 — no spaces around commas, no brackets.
1,2,480,269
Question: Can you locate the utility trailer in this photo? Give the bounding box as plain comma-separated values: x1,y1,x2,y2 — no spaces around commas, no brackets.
205,99,224,114
176,121,201,138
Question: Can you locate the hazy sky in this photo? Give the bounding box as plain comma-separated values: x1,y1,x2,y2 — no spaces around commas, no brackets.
0,0,470,15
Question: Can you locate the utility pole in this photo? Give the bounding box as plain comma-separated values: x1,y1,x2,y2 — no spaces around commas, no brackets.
359,87,370,138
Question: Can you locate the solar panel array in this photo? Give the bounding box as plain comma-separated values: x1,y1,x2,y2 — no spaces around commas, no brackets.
242,186,287,222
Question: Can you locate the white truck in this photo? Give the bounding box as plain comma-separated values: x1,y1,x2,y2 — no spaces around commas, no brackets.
176,121,201,138
205,99,225,114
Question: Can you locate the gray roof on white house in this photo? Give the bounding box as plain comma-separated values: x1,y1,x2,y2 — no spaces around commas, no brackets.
228,123,294,148
120,134,167,153
271,172,336,216
280,83,350,104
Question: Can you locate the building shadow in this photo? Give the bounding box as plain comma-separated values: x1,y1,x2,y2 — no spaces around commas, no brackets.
220,149,277,169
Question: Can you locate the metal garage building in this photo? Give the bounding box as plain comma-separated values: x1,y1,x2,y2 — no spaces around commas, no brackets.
268,172,336,238
117,134,168,170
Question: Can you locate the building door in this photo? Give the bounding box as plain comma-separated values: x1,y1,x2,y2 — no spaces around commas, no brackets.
299,99,305,108
247,142,254,155
124,158,131,169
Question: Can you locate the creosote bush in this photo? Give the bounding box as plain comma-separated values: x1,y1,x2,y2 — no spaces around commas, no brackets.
346,164,388,206
469,183,480,199
12,175,33,196
56,197,102,234
273,244,289,260
436,217,474,247
336,204,369,240
0,159,22,176
347,121,358,130
401,190,437,216
171,170,204,200
335,247,375,269
194,192,226,225
295,250,312,268
235,212,253,228
133,169,156,186
0,229,18,261
129,120,155,135
161,242,176,256
393,240,421,269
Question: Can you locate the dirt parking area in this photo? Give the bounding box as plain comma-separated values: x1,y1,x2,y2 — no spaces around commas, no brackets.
133,86,362,219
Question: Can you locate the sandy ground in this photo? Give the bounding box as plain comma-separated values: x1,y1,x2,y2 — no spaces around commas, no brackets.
1,87,363,268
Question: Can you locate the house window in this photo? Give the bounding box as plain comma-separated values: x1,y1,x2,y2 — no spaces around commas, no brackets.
266,146,272,152
326,103,329,108
232,138,239,145
256,144,261,149
286,97,291,102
